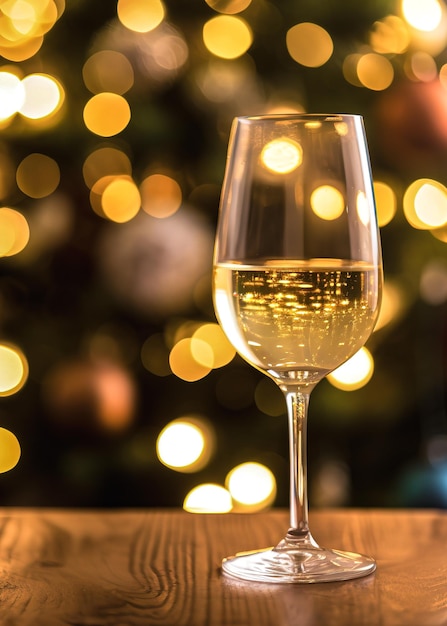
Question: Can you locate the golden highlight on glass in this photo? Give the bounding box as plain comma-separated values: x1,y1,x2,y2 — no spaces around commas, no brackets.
212,114,382,583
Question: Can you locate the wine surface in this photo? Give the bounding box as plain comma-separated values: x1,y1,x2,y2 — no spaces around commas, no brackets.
213,261,380,381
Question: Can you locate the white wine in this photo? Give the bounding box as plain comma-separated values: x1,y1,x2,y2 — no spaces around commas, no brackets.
213,260,380,381
214,116,381,581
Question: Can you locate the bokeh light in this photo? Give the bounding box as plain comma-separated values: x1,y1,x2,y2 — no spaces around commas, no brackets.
183,483,232,513
369,15,410,54
286,22,333,68
19,73,64,119
401,0,443,31
0,207,30,256
157,421,204,470
334,121,349,136
414,182,447,228
140,173,182,218
327,347,374,391
83,93,131,137
4,0,38,34
203,15,252,59
192,323,236,368
403,178,447,229
0,428,21,473
16,153,60,198
356,53,394,90
0,0,64,62
156,416,214,472
169,338,213,381
1,38,44,62
189,337,214,368
261,138,302,174
83,50,134,95
101,177,141,223
0,71,25,120
310,185,345,220
226,462,276,511
0,344,28,396
117,0,165,33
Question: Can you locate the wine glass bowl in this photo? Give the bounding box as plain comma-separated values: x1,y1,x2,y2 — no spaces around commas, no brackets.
213,114,382,583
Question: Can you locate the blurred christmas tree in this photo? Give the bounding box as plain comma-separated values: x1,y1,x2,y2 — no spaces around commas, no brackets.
0,0,446,510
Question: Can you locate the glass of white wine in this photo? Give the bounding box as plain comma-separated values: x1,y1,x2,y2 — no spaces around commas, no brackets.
213,114,382,583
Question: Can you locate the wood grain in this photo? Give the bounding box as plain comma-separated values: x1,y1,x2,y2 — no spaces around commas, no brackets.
0,509,444,625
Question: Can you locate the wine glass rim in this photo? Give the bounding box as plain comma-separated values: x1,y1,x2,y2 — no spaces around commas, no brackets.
236,113,363,123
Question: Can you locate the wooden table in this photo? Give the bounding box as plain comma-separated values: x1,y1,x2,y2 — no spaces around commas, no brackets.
0,508,445,625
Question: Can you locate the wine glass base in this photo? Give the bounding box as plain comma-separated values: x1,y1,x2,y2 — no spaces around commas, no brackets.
222,545,376,584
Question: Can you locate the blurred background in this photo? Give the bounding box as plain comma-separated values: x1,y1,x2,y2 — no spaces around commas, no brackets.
0,0,446,512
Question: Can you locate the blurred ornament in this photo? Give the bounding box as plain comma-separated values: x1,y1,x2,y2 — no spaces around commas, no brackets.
91,20,188,91
98,208,213,318
43,359,136,437
374,79,447,175
191,56,264,116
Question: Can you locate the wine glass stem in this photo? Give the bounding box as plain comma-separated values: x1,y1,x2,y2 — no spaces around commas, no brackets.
284,388,312,536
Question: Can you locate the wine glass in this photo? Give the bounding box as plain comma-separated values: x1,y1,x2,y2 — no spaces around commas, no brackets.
212,114,382,583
